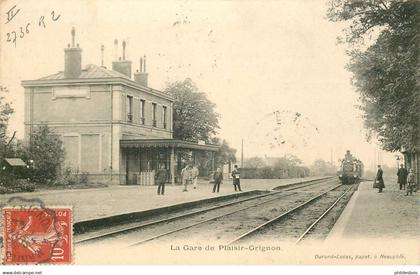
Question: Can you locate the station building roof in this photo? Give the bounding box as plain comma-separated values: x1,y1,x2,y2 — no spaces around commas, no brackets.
38,64,131,80
21,64,174,101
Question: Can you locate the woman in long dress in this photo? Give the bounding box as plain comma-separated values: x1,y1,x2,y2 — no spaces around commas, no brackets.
375,165,385,193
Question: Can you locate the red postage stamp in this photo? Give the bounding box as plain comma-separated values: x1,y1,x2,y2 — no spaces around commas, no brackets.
3,206,72,264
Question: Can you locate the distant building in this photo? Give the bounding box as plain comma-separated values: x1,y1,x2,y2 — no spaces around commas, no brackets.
22,28,218,184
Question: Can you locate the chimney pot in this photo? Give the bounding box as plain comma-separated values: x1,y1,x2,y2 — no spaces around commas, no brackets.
111,39,132,78
122,40,126,60
134,56,148,86
114,39,118,60
140,57,143,72
71,27,75,47
100,45,105,67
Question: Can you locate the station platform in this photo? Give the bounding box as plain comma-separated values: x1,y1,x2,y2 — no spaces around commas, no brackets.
1,176,325,223
327,179,419,241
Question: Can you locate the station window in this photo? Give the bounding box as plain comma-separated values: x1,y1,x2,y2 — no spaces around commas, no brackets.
152,103,157,127
127,95,133,122
140,99,145,124
162,106,167,129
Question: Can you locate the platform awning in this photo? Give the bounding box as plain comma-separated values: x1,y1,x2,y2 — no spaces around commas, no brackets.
120,139,220,152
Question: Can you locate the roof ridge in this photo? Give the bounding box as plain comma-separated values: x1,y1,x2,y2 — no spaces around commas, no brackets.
86,63,130,79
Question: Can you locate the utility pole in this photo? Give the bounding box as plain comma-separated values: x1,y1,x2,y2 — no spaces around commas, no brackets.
330,148,333,165
241,139,244,168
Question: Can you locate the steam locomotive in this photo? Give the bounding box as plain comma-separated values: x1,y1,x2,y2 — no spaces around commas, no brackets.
338,150,364,184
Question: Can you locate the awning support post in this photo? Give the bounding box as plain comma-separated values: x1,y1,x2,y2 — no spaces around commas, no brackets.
170,146,175,185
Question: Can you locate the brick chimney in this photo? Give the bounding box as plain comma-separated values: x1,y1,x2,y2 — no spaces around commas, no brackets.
64,27,82,78
134,55,148,86
112,40,132,78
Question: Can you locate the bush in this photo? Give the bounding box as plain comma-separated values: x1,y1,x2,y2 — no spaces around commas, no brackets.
79,172,89,184
54,167,90,185
15,180,35,192
29,126,65,184
0,185,12,194
259,167,274,179
240,166,309,179
0,171,17,186
0,176,35,194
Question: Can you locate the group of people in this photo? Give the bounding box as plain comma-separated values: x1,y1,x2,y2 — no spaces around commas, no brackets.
397,164,416,196
211,165,242,193
154,163,243,195
180,164,200,192
375,164,416,195
154,163,200,195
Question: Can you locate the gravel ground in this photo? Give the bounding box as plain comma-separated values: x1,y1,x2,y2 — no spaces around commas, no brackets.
303,184,358,242
246,185,354,244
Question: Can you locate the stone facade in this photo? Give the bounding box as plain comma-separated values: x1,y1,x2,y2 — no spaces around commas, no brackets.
23,79,173,184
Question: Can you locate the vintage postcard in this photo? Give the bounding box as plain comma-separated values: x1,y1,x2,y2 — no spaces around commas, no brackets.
0,0,418,269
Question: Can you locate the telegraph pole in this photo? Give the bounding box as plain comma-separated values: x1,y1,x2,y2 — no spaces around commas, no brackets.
330,148,333,165
241,139,244,168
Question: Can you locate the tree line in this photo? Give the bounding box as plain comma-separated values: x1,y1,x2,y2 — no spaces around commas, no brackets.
327,0,419,152
241,155,337,179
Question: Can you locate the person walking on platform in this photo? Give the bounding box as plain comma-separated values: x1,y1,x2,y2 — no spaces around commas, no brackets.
406,169,415,196
191,165,199,189
397,164,408,190
156,164,169,195
212,167,223,193
181,164,192,192
375,165,385,193
231,165,242,192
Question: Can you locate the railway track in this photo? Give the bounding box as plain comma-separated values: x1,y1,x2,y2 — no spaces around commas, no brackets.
225,184,354,245
75,177,335,244
125,180,342,247
294,185,354,244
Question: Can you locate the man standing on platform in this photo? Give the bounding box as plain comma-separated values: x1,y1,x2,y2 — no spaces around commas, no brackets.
181,164,192,192
191,164,199,189
156,164,169,195
231,165,242,192
212,167,223,193
375,165,385,193
397,164,408,190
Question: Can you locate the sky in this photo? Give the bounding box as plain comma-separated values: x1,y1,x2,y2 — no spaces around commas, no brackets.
0,0,400,170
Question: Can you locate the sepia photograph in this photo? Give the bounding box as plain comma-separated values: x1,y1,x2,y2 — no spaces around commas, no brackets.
0,0,419,271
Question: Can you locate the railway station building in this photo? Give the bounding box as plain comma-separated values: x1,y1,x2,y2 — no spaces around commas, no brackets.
22,28,219,185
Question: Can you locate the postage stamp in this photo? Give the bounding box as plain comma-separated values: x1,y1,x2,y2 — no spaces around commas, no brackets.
3,206,72,264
